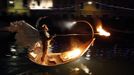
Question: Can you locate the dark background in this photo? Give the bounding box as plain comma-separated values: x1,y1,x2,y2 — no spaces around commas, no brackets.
0,0,134,75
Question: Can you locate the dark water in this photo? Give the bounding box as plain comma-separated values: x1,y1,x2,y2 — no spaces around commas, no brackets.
0,15,134,75
0,33,134,75
0,48,134,75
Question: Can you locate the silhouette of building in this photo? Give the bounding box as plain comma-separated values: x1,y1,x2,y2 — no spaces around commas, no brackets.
0,0,104,17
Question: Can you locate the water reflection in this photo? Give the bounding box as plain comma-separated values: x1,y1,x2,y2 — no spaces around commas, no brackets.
1,49,134,75
1,54,91,75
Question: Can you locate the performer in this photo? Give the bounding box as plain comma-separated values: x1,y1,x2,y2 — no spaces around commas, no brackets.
39,24,55,64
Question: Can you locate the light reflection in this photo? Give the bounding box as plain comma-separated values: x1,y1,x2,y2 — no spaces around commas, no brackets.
87,1,93,5
9,1,14,4
10,48,16,52
64,21,76,29
73,67,80,71
12,56,17,59
6,55,11,57
89,72,92,75
81,64,90,74
86,54,90,57
85,57,90,60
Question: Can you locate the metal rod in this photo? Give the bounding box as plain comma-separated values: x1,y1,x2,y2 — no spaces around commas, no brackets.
55,34,91,36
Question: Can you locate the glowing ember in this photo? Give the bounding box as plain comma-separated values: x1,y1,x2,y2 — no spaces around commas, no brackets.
97,25,110,36
64,48,81,59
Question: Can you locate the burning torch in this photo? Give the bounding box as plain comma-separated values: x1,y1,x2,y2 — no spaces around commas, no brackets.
55,20,110,37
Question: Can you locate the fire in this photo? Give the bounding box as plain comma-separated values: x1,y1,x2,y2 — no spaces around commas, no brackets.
62,48,81,60
96,25,110,36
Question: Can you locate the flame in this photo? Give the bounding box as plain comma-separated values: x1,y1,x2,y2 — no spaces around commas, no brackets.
62,48,81,60
96,23,110,36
